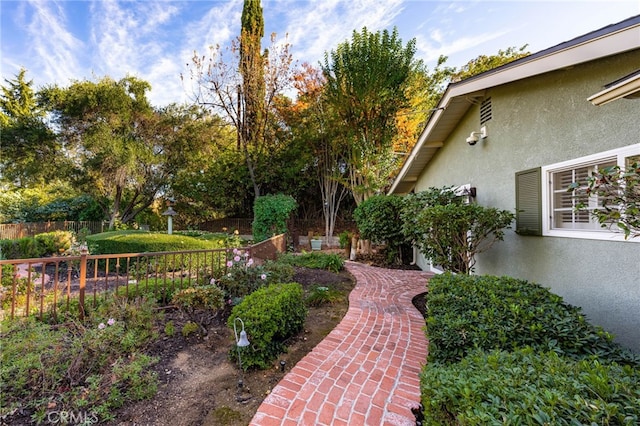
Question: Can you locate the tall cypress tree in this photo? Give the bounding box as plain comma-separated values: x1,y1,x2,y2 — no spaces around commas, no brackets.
239,0,266,197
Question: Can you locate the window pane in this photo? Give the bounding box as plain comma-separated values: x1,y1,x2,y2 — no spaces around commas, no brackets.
551,160,615,230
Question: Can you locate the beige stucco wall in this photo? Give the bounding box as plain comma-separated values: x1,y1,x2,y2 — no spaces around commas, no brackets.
412,49,640,352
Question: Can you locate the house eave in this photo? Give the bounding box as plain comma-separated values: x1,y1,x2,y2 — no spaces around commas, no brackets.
388,15,640,195
587,70,640,105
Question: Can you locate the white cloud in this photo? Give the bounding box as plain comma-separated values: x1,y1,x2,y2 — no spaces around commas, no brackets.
276,0,405,65
415,28,509,66
26,0,84,85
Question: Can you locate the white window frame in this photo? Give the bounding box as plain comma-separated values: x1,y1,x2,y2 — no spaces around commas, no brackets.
541,144,640,242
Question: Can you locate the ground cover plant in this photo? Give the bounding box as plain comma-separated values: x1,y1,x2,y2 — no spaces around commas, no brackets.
420,273,640,424
1,296,160,424
1,247,355,425
276,251,344,273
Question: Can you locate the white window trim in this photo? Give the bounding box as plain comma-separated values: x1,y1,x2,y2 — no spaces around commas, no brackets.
541,144,640,242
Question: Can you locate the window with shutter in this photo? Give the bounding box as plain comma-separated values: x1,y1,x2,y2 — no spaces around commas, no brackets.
540,144,640,241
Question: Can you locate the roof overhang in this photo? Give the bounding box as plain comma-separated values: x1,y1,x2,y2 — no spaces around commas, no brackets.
588,69,640,105
389,15,640,195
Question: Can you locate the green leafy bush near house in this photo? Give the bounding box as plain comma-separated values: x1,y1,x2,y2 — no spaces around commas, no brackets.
276,252,344,273
426,273,639,366
227,283,306,370
353,194,406,264
420,348,640,425
420,273,640,424
0,230,73,259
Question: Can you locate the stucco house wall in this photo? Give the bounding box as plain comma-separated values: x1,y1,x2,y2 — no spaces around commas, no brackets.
410,49,640,352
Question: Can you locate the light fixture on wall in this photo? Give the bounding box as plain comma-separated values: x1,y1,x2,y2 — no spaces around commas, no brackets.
466,126,488,146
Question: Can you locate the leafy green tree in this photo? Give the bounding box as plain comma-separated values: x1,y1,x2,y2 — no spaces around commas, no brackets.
321,27,417,204
0,69,60,186
353,194,406,264
450,45,530,82
43,77,223,228
42,76,155,228
281,63,350,238
240,0,266,157
402,187,514,274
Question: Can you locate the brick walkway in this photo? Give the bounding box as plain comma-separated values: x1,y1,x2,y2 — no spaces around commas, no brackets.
250,261,433,426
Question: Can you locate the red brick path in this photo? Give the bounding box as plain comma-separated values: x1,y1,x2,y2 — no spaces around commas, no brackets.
250,261,432,426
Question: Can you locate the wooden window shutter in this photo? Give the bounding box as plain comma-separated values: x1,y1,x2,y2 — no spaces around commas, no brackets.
515,167,542,236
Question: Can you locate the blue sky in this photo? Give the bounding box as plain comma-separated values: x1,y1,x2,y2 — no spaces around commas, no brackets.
1,1,639,106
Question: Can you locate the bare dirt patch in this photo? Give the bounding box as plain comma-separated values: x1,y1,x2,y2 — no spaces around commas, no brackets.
106,267,355,426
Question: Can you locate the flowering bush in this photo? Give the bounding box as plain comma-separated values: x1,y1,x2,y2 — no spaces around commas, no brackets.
214,249,294,300
215,249,268,299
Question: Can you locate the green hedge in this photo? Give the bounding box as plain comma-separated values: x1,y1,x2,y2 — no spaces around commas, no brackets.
420,273,640,424
425,273,638,365
420,348,640,425
0,231,73,259
252,194,297,243
86,231,217,254
227,283,306,370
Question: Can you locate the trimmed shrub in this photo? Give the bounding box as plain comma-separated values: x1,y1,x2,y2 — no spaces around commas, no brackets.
252,194,297,243
426,273,639,366
34,231,74,256
353,194,407,264
276,252,344,273
227,283,306,370
86,230,217,254
420,347,640,425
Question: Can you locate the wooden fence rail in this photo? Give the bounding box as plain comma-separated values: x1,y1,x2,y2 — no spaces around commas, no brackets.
0,234,286,322
0,221,106,240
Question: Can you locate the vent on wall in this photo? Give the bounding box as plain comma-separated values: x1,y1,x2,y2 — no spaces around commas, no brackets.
480,97,492,125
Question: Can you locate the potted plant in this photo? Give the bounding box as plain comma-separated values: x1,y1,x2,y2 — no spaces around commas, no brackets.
310,233,323,251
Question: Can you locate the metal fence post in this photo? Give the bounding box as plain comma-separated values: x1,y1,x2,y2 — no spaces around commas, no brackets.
79,246,88,320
